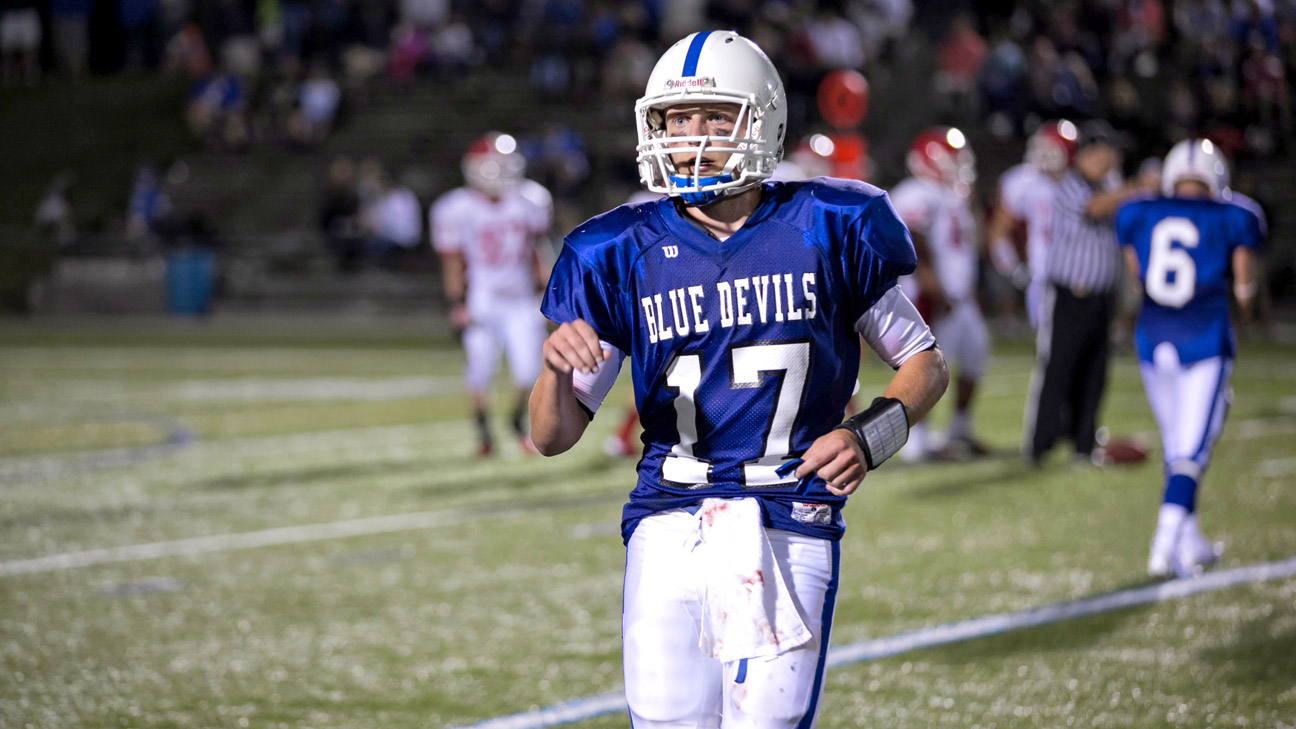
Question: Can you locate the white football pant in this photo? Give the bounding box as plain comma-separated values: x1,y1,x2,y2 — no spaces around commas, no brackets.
1026,281,1044,330
931,299,989,381
462,295,545,394
623,510,838,729
1139,345,1232,476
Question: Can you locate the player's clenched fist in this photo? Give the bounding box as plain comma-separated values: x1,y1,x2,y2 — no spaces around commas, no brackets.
795,430,868,496
542,319,610,376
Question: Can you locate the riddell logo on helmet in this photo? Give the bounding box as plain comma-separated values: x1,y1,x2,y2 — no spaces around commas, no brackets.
666,77,715,90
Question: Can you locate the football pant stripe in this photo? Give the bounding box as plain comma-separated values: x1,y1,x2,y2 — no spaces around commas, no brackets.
795,539,839,729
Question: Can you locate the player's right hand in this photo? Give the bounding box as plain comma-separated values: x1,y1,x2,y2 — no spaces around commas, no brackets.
542,318,610,376
449,304,471,332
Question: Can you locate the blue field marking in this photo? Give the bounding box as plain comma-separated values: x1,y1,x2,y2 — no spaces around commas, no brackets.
0,412,195,485
443,556,1296,729
98,577,185,598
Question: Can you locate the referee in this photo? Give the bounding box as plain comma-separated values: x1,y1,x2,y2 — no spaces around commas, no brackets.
1023,120,1141,465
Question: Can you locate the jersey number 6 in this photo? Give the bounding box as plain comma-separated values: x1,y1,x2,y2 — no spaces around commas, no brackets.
1145,217,1199,309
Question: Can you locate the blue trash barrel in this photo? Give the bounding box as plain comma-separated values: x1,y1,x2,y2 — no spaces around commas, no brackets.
165,248,215,315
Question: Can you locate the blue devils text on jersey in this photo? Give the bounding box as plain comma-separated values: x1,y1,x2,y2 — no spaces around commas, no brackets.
541,178,917,543
1116,196,1264,365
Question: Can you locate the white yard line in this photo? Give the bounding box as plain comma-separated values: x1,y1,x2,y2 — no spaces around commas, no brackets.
1260,456,1296,478
3,414,1292,569
0,505,514,578
446,556,1296,729
167,376,463,402
0,419,470,485
1233,418,1296,439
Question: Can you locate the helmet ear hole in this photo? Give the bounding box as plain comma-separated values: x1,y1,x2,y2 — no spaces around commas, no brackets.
647,108,665,133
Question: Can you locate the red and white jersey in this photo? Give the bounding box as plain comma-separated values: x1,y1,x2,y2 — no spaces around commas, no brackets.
889,176,978,302
998,163,1059,283
430,179,553,302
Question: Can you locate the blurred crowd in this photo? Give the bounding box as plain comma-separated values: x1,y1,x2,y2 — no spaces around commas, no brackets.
316,123,588,272
961,0,1293,161
10,0,1295,285
5,1,1293,157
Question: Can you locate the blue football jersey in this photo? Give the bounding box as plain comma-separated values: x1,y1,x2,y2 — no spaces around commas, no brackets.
1116,196,1264,364
542,178,917,543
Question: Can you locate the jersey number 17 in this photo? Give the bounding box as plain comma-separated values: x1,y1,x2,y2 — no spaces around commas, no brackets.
663,341,809,489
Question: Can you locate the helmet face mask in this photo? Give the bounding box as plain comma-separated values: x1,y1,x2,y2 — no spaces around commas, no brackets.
636,31,787,206
463,132,525,197
1161,138,1229,199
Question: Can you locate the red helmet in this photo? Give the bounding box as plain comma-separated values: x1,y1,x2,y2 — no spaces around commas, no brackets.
788,134,834,179
1025,119,1078,176
906,126,975,190
816,69,869,129
462,132,525,196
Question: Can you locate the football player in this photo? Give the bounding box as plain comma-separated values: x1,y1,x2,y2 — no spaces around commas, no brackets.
1115,138,1264,578
430,132,553,457
530,31,948,729
986,120,1078,327
890,127,990,459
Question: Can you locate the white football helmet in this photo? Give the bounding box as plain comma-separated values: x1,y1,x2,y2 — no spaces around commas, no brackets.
1161,138,1229,199
635,30,787,205
462,132,525,197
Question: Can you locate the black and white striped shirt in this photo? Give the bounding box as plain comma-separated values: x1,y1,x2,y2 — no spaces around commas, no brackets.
1046,171,1122,295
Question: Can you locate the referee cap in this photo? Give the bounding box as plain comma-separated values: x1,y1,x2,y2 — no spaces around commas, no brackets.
1075,119,1125,150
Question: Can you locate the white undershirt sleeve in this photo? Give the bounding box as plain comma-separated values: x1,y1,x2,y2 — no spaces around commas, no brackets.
855,286,938,369
571,340,626,416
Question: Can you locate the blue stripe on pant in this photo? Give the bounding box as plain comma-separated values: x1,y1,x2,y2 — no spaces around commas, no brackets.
796,539,840,729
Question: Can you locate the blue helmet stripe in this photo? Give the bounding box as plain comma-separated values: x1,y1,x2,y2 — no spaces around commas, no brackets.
681,31,712,76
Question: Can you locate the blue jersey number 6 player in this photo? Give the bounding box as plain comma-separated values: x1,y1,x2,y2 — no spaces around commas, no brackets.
529,31,948,729
1116,139,1264,579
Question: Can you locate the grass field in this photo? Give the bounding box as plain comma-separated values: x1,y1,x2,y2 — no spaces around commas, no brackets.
1,317,1294,729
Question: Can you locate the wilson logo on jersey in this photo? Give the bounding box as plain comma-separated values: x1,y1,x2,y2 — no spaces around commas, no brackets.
663,245,680,259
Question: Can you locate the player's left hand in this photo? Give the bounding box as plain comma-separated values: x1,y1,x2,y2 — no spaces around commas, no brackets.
795,429,868,496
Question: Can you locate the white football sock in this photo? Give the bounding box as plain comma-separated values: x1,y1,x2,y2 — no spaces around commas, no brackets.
1153,502,1188,554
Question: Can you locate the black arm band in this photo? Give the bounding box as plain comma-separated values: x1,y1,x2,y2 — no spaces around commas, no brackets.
834,397,909,470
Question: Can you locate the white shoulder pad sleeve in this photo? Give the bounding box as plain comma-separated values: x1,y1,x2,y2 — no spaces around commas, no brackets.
855,286,937,369
571,341,626,415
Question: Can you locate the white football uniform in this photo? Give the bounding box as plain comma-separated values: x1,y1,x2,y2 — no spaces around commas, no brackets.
430,179,553,392
889,176,988,379
998,163,1059,326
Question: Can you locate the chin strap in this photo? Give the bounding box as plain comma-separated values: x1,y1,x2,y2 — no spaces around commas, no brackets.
834,397,909,470
669,174,736,206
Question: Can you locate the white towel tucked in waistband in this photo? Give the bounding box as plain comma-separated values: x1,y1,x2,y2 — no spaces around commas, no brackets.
692,498,812,662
